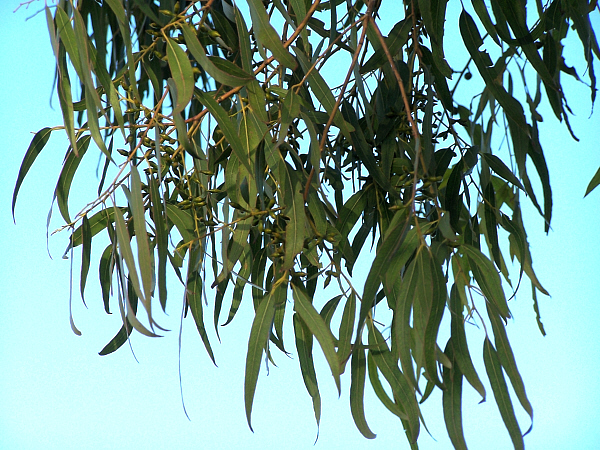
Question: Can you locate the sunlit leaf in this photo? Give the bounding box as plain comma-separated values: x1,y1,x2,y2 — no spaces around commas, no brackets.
244,285,279,431
292,283,341,393
293,313,321,428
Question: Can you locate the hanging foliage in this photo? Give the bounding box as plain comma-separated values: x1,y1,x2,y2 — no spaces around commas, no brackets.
13,0,599,447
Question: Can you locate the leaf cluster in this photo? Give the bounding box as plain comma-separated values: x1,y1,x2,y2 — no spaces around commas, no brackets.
13,0,599,448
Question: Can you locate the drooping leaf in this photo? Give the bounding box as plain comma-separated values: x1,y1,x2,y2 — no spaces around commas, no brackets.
244,285,279,431
293,313,322,428
292,283,341,393
462,244,510,319
181,23,254,87
442,340,468,450
483,338,524,450
13,128,52,220
350,343,377,439
166,37,194,114
80,214,92,301
246,0,297,69
55,135,91,224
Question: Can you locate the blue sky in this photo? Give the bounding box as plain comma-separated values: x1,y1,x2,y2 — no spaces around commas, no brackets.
1,2,599,449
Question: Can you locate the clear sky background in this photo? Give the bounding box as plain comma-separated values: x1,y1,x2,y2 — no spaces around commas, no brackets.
1,2,599,449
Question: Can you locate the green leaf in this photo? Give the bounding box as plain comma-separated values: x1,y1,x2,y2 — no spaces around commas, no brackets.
486,303,533,433
368,322,420,443
337,292,356,374
462,244,510,319
367,351,408,420
483,182,501,267
246,0,297,69
149,176,168,311
418,0,452,78
99,243,113,314
244,285,279,431
483,338,524,450
445,162,463,231
361,208,410,333
181,23,254,87
362,19,412,74
293,48,354,139
442,340,468,450
55,135,91,224
293,313,322,428
422,250,447,389
80,214,92,301
166,37,194,114
112,206,158,337
449,285,486,400
187,271,216,365
234,8,268,122
292,283,341,393
283,164,306,271
13,127,52,220
196,91,253,174
99,289,138,356
584,166,600,197
129,164,154,308
165,203,196,244
481,153,525,191
350,344,377,439
104,0,140,102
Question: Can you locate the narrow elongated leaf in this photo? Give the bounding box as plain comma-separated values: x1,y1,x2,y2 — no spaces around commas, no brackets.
422,251,447,388
129,164,153,308
235,8,268,122
99,243,113,314
486,303,533,432
187,271,216,365
350,344,377,439
362,19,412,74
367,352,408,420
584,166,600,197
483,338,524,450
292,283,341,393
484,182,501,267
462,244,510,319
294,49,354,139
56,135,91,224
181,23,254,87
338,292,356,374
196,91,253,174
246,0,297,69
482,153,525,191
166,37,194,114
283,164,306,271
165,203,196,244
13,128,52,220
368,323,420,443
99,289,138,356
104,0,140,101
293,313,321,427
449,285,486,400
80,214,92,301
361,209,410,333
442,341,468,450
245,286,278,431
113,206,153,326
149,177,168,311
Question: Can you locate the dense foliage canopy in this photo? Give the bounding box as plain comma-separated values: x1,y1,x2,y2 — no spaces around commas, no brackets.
13,0,599,448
